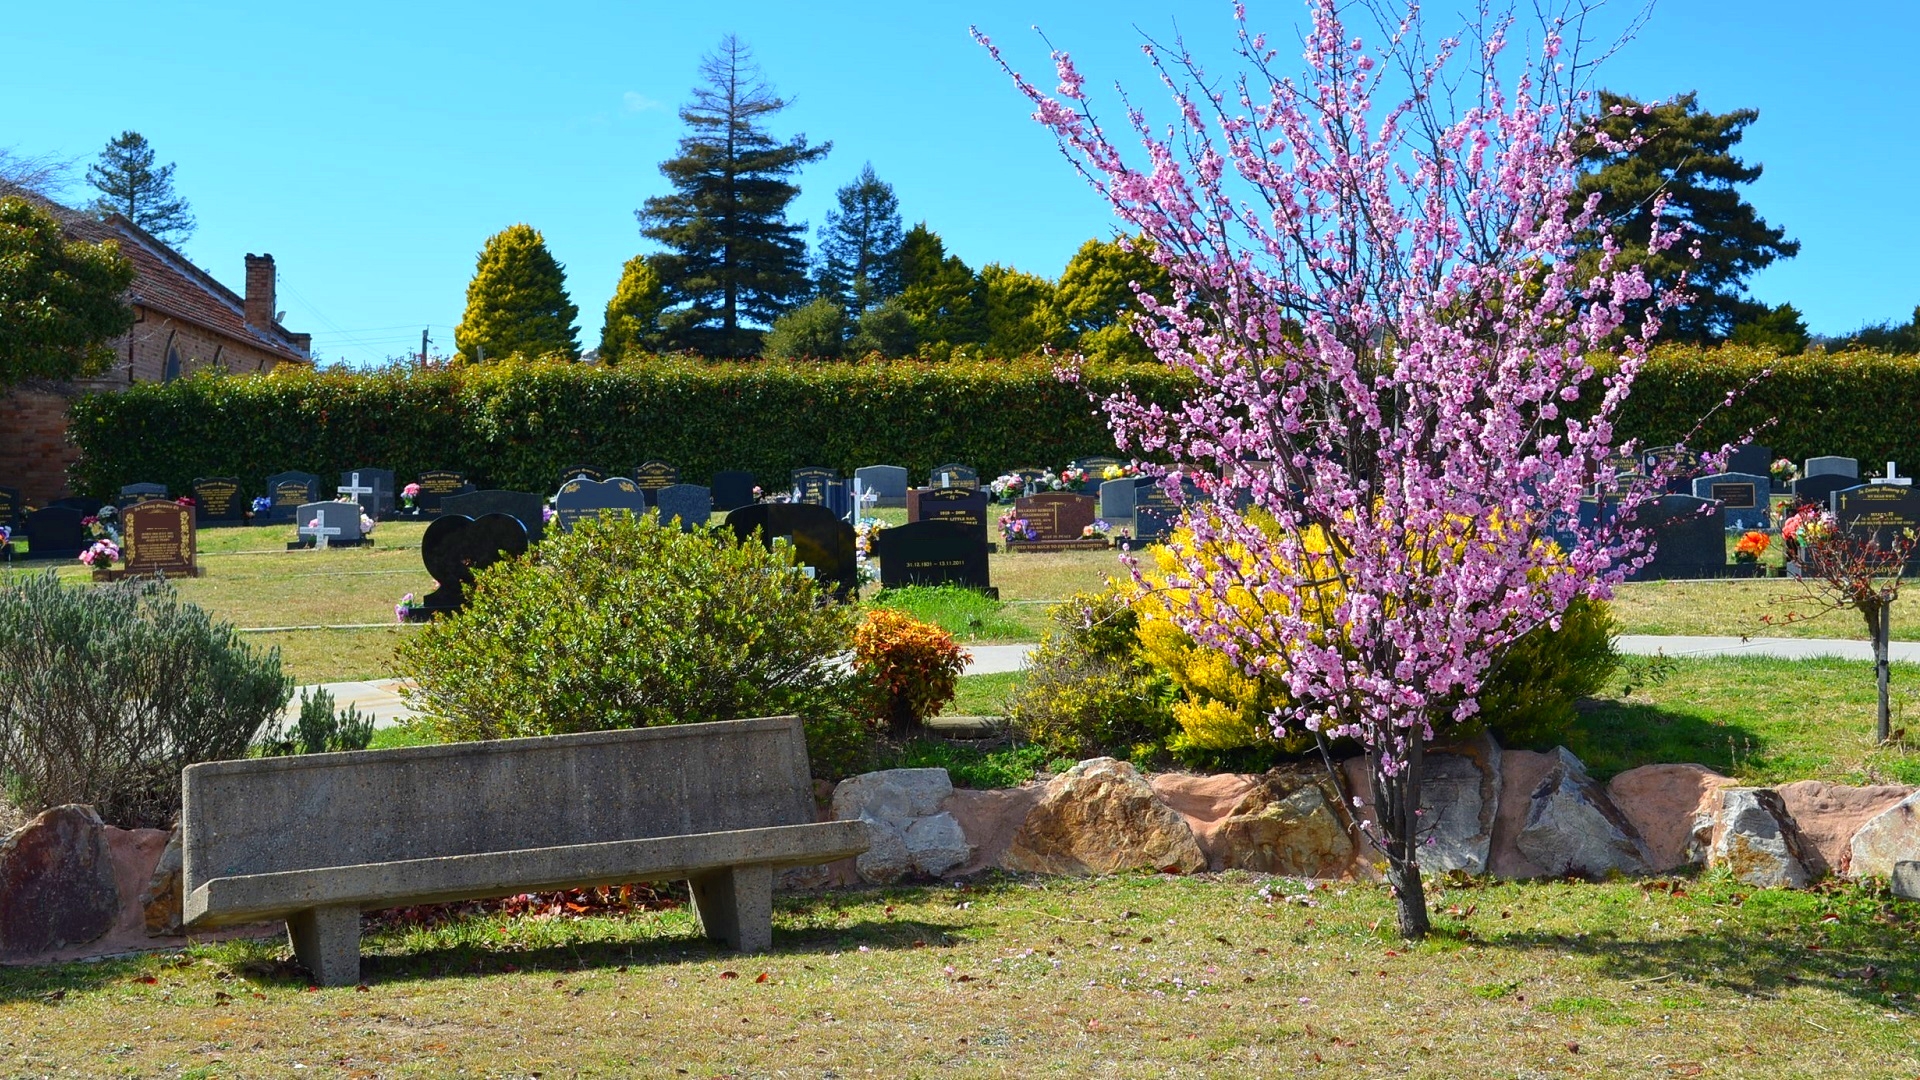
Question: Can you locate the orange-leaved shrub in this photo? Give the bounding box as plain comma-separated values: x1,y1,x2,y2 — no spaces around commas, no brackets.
853,609,970,733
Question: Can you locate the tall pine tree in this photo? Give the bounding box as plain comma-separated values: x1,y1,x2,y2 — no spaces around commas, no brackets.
637,36,829,356
454,224,580,362
816,163,904,318
1577,92,1797,343
86,131,194,246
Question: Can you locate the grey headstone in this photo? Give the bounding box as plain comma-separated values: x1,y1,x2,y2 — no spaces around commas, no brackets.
655,484,713,532
1691,472,1771,530
854,465,910,508
295,501,367,548
1099,477,1138,521
553,476,649,533
442,489,546,544
1790,472,1856,510
1630,495,1728,581
1804,456,1858,479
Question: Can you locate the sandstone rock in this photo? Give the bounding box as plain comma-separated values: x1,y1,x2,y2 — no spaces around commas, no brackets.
1339,732,1499,875
831,769,954,829
1848,789,1920,879
1515,748,1650,879
1214,766,1353,877
1149,772,1259,866
1488,750,1560,879
1606,764,1737,873
0,805,121,959
943,786,1043,875
1003,758,1205,876
135,825,183,936
1708,788,1810,889
904,812,971,877
1893,861,1920,900
1777,781,1913,877
853,820,913,885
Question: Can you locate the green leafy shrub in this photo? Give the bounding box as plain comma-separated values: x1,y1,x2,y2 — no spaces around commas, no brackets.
0,572,291,829
259,687,375,756
394,512,875,774
1005,588,1176,765
1470,596,1622,748
891,739,1050,789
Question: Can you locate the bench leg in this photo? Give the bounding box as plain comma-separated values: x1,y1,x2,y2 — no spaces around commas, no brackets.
287,905,361,987
688,864,773,952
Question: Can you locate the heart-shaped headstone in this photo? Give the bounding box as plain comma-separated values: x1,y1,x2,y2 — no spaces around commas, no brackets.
420,513,529,611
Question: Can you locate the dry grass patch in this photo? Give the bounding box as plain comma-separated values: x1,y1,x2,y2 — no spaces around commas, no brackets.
0,873,1914,1077
1610,577,1920,642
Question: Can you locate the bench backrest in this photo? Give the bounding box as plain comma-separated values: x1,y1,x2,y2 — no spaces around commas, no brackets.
183,716,815,893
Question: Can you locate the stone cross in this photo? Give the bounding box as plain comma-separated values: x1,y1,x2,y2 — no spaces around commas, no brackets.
848,478,869,523
299,517,342,549
340,472,375,504
1879,462,1912,487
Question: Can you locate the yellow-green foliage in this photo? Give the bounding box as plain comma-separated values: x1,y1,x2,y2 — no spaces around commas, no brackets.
454,223,581,362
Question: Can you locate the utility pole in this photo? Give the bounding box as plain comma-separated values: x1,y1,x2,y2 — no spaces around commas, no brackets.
420,328,430,366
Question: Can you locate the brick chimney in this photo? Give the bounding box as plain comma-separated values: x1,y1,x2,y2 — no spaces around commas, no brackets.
244,254,276,328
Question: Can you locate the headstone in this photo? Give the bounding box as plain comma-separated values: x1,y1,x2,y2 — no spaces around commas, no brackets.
262,472,320,525
724,502,859,600
824,480,854,520
1871,461,1913,487
1691,472,1771,531
120,501,197,575
1010,492,1100,543
873,520,993,593
791,466,839,506
418,513,530,613
21,506,85,560
1790,472,1856,510
1726,443,1773,478
1630,495,1728,581
1070,456,1125,495
654,484,713,532
415,470,471,516
1593,452,1648,494
1135,479,1183,543
292,501,368,550
338,469,396,520
118,482,168,507
442,489,546,544
0,485,22,527
1804,456,1859,480
190,477,246,525
854,465,910,508
1833,484,1920,570
633,461,680,506
906,487,991,547
552,476,650,533
711,470,758,512
49,496,106,518
1640,446,1697,495
1011,466,1051,491
560,464,609,486
1099,477,1138,521
929,463,979,490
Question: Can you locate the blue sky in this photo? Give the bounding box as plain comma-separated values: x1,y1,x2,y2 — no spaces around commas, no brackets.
5,1,1914,364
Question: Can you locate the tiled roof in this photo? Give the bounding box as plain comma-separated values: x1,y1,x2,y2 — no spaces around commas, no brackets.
56,208,310,365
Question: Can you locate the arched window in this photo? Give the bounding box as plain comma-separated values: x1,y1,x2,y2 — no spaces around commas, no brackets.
163,347,181,382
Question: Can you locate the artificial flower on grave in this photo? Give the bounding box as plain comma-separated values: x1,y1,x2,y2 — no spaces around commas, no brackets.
541,504,558,525
249,496,272,520
1734,530,1772,564
998,512,1037,544
852,518,885,586
394,592,425,622
1041,469,1069,492
400,482,422,510
0,524,12,553
1081,518,1114,541
1770,458,1800,485
1060,465,1090,488
78,538,120,568
988,473,1025,502
175,496,195,508
360,513,377,536
82,507,120,543
1100,463,1136,481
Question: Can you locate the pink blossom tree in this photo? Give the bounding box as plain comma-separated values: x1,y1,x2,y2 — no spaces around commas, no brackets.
982,1,1693,936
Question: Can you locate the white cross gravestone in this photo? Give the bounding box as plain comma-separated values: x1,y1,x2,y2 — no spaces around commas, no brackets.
1873,462,1912,487
339,473,375,505
294,501,365,550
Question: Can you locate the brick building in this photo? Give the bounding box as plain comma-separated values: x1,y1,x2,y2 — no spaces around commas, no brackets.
0,210,311,504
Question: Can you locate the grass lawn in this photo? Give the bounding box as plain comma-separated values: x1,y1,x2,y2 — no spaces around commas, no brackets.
1,872,1914,1076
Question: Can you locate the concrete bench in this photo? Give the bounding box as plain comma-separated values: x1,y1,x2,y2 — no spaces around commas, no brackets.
182,716,867,986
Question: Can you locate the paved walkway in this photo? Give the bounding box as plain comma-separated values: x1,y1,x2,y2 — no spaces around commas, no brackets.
292,635,1908,731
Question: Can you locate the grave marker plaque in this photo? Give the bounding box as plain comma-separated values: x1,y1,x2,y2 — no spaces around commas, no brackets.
1692,472,1771,531
790,466,838,506
873,520,993,594
20,506,85,560
929,463,979,490
552,476,649,533
191,477,246,525
1833,483,1920,570
725,502,859,600
854,465,910,508
263,472,320,525
654,484,713,532
122,501,196,576
415,470,471,516
0,485,22,527
711,470,758,512
442,489,546,544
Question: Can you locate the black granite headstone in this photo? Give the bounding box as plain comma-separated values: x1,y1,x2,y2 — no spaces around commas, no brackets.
633,461,680,506
191,477,246,525
1790,472,1856,510
1070,456,1126,495
791,466,838,506
907,487,990,548
654,484,713,532
560,464,609,486
1726,443,1773,478
929,463,979,490
1134,479,1184,543
725,502,859,600
553,476,650,533
21,506,85,560
338,468,396,520
262,472,320,525
1630,495,1728,581
50,496,106,518
415,470,471,516
1640,445,1697,495
873,520,993,594
418,513,530,613
0,485,22,527
1833,483,1920,570
118,482,168,507
442,489,547,544
711,470,758,511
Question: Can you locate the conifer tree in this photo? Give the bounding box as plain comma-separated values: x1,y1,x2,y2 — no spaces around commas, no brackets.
894,224,982,356
86,131,194,246
599,255,668,364
637,36,830,355
1047,236,1171,361
0,196,136,387
454,224,580,361
816,163,904,317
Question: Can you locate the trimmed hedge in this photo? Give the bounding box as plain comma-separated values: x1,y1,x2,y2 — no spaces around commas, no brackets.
65,357,1188,499
63,347,1920,500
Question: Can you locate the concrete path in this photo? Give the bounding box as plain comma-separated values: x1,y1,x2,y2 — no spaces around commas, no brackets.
294,634,1909,731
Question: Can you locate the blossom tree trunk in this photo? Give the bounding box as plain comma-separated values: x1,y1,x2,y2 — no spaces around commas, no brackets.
984,1,1702,935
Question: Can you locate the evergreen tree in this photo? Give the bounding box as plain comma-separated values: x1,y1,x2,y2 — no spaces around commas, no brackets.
1728,301,1809,355
1048,236,1172,361
454,224,580,361
978,263,1063,357
894,224,982,356
0,196,136,387
848,297,917,357
816,163,904,317
599,255,668,364
1831,305,1920,355
85,131,194,246
637,36,830,356
1576,92,1797,343
761,296,846,359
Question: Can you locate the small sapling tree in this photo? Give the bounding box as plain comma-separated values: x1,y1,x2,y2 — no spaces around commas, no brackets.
983,1,1698,936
